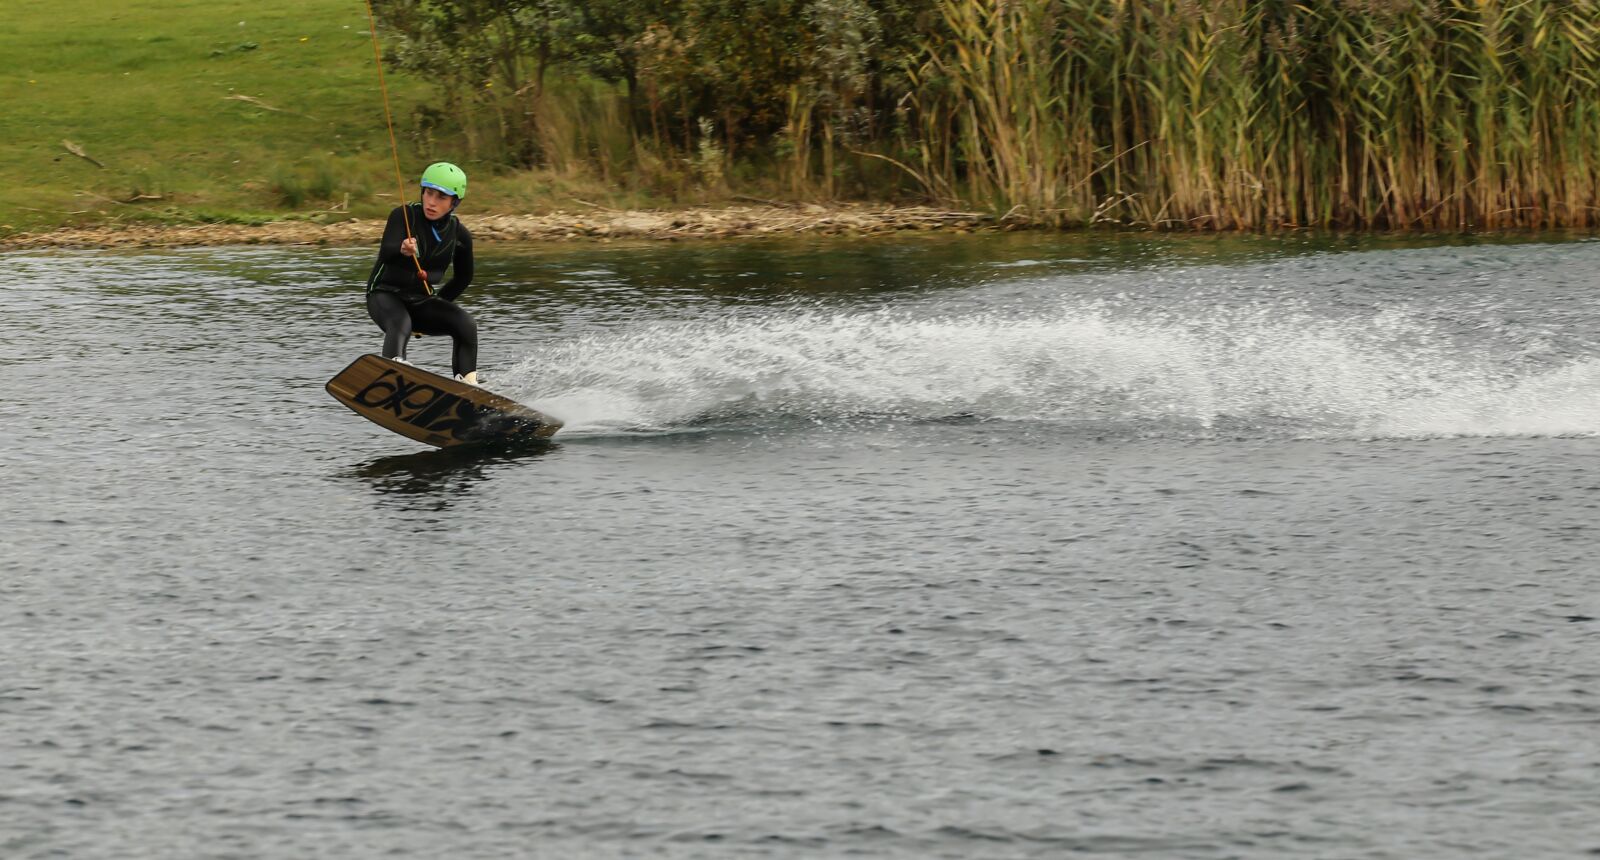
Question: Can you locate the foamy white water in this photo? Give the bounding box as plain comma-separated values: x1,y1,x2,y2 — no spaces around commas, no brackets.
499,300,1592,439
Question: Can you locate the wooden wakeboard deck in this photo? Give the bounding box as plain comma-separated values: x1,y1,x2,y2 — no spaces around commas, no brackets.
326,354,561,447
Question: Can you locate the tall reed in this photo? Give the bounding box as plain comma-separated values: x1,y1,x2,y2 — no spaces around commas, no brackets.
912,0,1600,229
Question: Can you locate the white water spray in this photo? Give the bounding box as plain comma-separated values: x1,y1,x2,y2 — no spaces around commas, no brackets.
495,303,1600,439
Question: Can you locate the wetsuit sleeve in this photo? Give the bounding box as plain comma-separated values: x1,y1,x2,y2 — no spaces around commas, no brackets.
376,206,433,290
377,206,411,265
438,226,474,303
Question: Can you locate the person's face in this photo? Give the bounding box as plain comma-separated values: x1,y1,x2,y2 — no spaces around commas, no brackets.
421,186,456,220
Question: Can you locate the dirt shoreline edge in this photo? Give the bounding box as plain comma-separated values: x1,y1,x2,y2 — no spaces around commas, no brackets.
6,204,999,250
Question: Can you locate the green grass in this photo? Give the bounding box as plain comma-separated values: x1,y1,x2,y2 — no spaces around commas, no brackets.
1,0,503,233
0,0,733,236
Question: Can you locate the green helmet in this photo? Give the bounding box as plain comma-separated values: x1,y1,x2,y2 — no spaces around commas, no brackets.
419,162,467,200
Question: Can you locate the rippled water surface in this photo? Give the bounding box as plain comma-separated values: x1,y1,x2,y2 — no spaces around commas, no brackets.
4,233,1599,858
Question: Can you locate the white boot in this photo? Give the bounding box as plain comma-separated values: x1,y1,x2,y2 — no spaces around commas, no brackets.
455,371,479,387
391,355,413,366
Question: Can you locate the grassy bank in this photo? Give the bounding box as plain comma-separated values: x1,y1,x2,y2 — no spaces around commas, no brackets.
9,0,1600,239
5,0,378,233
0,0,644,236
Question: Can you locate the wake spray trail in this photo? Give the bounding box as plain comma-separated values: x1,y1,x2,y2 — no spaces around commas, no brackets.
494,304,1600,439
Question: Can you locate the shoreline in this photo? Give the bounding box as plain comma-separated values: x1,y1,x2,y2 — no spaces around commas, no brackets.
4,204,998,250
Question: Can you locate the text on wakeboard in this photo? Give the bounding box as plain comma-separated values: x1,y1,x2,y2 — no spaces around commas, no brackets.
353,368,486,440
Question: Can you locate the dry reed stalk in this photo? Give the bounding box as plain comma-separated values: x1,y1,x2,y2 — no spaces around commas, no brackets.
909,0,1600,229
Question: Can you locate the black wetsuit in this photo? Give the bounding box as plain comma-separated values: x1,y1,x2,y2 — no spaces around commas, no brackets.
365,202,477,376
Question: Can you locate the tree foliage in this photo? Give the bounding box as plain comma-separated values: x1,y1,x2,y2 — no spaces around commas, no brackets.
373,0,1600,229
374,0,934,164
373,0,578,165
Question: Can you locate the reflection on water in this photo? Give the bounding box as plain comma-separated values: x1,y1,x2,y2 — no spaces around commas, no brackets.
348,440,558,503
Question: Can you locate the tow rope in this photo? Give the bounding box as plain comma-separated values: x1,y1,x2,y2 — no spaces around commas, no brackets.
362,0,431,294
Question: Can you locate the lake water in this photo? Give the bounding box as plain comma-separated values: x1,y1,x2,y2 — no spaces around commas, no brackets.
3,232,1598,858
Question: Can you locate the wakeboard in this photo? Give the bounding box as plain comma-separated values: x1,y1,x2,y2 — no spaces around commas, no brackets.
326,354,562,448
